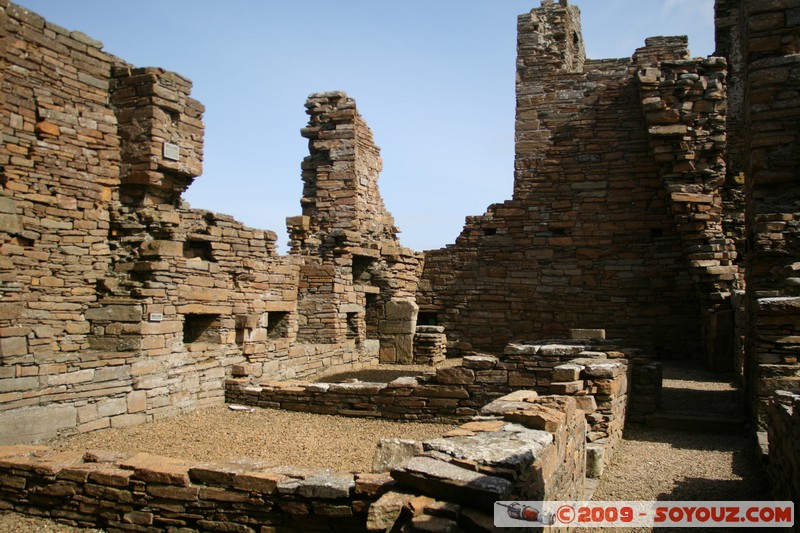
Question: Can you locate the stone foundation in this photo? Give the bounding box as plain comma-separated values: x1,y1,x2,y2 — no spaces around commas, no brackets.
0,389,587,532
228,340,632,479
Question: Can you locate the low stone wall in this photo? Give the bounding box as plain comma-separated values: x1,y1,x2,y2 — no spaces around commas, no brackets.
228,341,633,478
766,391,800,506
0,390,587,532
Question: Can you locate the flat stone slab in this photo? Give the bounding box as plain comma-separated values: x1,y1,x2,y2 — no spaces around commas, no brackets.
583,361,626,378
422,428,552,474
328,382,387,394
120,452,195,486
278,471,354,499
391,456,511,511
461,355,498,369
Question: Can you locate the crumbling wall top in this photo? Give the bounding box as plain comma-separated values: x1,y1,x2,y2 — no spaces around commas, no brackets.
289,91,403,255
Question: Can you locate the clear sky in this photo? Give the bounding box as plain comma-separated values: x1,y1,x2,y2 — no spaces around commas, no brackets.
16,0,715,252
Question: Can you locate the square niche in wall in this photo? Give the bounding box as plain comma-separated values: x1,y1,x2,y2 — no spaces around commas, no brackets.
183,239,214,262
183,314,223,344
267,312,290,340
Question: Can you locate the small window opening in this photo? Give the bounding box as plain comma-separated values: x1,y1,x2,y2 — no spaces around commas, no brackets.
352,255,375,285
183,314,222,344
418,312,439,326
183,240,214,261
483,228,498,236
651,228,664,238
267,312,290,340
346,312,359,339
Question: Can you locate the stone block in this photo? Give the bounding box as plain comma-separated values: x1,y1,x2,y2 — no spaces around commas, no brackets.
367,490,412,531
552,364,583,382
85,304,143,323
233,470,286,494
387,376,418,388
94,365,131,382
423,428,552,471
584,362,625,379
127,391,147,413
349,474,389,499
0,197,16,214
549,380,584,394
435,367,475,385
574,395,597,413
570,329,606,339
391,456,511,511
504,405,566,433
586,443,606,478
462,355,498,369
97,397,127,417
0,337,27,357
111,413,147,428
0,214,21,234
385,299,418,321
44,370,94,386
121,453,193,485
538,344,585,357
373,439,423,473
0,405,77,445
380,319,416,335
395,335,414,364
0,376,39,392
140,240,182,257
294,473,355,499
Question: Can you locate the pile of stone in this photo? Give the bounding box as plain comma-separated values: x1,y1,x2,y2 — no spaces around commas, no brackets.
412,326,447,365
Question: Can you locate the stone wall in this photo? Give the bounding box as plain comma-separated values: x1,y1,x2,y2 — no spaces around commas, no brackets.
737,0,800,427
417,1,742,365
0,392,588,532
766,391,800,507
0,2,421,444
288,92,424,365
227,340,632,476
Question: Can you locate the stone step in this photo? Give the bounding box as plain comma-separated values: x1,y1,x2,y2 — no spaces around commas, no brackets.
645,412,747,433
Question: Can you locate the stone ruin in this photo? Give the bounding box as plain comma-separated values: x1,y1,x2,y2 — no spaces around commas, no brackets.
1,0,799,530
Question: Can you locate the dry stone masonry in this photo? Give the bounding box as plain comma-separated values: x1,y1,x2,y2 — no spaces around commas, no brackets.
2,0,800,529
0,5,422,445
417,3,746,372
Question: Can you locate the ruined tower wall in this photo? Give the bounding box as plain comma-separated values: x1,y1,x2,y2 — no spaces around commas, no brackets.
288,93,423,365
418,2,740,360
738,0,800,426
0,3,418,445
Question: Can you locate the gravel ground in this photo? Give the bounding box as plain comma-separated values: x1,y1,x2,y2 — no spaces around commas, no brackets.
47,405,456,471
0,512,103,533
659,360,743,418
575,425,770,533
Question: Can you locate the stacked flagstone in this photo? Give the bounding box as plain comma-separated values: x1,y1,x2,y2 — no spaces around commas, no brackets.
0,389,587,532
412,326,447,365
416,0,743,372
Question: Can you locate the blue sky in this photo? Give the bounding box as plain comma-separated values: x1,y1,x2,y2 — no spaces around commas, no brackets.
16,1,715,252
